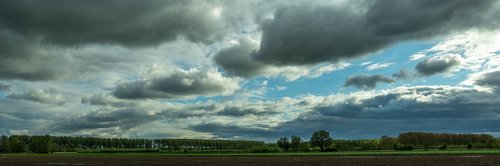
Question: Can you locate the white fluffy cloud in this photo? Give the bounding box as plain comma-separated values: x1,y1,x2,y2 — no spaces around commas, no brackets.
367,63,394,70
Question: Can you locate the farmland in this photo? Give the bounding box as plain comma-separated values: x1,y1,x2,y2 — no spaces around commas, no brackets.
2,149,500,157
1,153,499,166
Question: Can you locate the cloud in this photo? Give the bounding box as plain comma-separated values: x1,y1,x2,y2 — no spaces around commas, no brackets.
113,68,240,99
0,32,78,81
276,86,287,91
54,69,500,139
415,54,462,76
0,0,222,46
214,38,266,77
69,91,306,137
62,93,290,135
81,93,137,108
190,123,276,139
0,82,9,91
250,0,499,66
7,88,66,105
55,107,160,132
367,63,393,70
0,0,223,81
216,106,279,117
392,69,411,79
191,85,500,140
214,38,348,80
419,29,500,72
1,0,500,140
284,86,500,138
474,70,500,92
56,100,214,133
360,61,373,66
410,54,426,61
344,74,395,89
9,129,30,135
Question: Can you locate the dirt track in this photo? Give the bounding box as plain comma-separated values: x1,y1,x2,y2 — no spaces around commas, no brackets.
1,155,499,166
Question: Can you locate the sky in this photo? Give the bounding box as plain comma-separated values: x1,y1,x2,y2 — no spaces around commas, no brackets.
1,0,500,142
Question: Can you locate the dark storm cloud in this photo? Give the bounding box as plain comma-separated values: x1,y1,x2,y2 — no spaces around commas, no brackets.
250,0,498,66
0,82,9,91
344,74,394,89
113,69,239,99
7,88,66,105
214,38,267,78
0,32,75,81
0,0,222,81
475,70,500,92
415,55,462,76
0,0,221,46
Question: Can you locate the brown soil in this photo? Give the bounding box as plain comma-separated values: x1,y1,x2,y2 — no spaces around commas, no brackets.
0,155,499,166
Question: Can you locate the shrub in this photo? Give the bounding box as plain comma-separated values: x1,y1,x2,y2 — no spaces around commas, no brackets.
249,145,280,153
467,144,473,149
9,138,28,153
439,144,447,150
395,145,413,151
299,142,310,152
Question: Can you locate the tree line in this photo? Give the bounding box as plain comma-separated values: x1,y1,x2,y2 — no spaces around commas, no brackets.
274,131,500,152
1,131,499,153
0,135,264,153
396,132,498,149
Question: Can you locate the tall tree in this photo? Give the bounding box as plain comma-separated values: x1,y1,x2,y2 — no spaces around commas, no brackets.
290,136,301,152
0,136,10,153
380,135,397,150
276,137,291,152
9,137,27,153
310,130,333,151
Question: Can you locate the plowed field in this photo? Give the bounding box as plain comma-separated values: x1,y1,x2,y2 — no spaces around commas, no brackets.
1,155,499,166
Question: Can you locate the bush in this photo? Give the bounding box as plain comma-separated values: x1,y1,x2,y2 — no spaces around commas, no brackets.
322,148,338,152
9,139,28,153
249,145,280,153
299,142,310,152
467,144,473,150
395,145,413,151
439,144,447,150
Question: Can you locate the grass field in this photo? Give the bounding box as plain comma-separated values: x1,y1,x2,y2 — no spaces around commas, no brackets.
1,149,500,157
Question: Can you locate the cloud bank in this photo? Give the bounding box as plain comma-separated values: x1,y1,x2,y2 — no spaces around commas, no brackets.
113,68,240,99
7,88,66,105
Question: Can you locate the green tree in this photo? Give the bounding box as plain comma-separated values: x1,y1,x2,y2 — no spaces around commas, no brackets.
380,135,397,150
0,136,10,153
276,137,290,152
29,135,53,153
310,130,333,151
9,138,27,153
290,136,301,152
299,142,311,152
